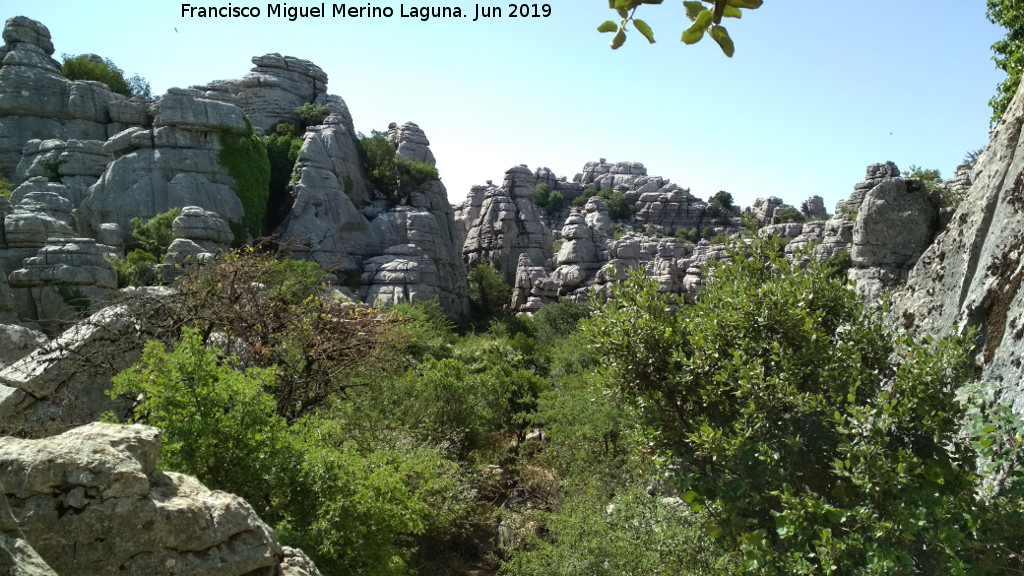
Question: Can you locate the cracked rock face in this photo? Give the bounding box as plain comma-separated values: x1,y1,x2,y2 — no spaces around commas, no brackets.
0,422,294,576
889,79,1024,411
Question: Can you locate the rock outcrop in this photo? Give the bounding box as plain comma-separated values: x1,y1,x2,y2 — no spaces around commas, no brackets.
457,165,553,284
0,304,145,437
163,206,234,267
77,88,247,244
0,17,135,178
889,80,1024,410
0,480,57,576
0,422,318,576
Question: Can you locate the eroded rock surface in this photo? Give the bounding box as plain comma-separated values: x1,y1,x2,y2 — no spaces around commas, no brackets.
0,422,316,576
889,80,1024,410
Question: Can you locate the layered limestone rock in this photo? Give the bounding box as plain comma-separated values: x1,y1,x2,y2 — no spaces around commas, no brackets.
0,17,137,179
7,238,118,329
77,88,247,245
800,195,828,220
0,422,320,576
15,139,111,206
276,117,468,313
234,54,328,133
889,80,1024,410
550,198,612,298
163,206,234,267
457,165,553,283
0,305,143,436
0,480,57,576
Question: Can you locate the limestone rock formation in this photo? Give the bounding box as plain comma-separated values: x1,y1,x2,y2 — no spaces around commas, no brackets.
163,206,234,267
457,165,553,283
889,80,1024,410
77,88,247,244
7,238,118,330
0,422,318,576
234,54,328,133
0,305,144,437
15,139,111,206
276,116,468,313
0,480,57,576
0,17,134,179
800,195,828,220
0,323,45,368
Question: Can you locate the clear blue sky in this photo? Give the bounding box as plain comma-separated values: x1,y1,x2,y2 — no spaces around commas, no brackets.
2,2,1006,211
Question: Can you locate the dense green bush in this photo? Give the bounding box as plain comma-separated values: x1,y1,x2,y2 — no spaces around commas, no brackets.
295,103,325,128
218,120,271,239
358,131,438,204
468,262,511,317
61,54,150,98
706,190,735,225
771,207,805,224
264,124,304,229
110,327,475,576
571,187,635,220
131,207,180,258
585,237,1024,573
533,184,566,216
0,174,11,198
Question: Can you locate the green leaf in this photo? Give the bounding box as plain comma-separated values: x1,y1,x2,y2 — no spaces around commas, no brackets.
723,5,742,18
681,10,711,44
597,20,618,33
611,29,627,49
710,24,735,56
634,18,655,43
728,0,762,8
617,7,629,18
683,0,705,21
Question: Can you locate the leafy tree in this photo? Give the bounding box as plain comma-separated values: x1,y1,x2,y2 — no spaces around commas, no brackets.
547,190,566,213
598,0,763,56
902,164,942,185
706,190,735,224
585,237,1024,573
533,183,551,207
468,262,511,317
60,54,150,98
987,0,1024,124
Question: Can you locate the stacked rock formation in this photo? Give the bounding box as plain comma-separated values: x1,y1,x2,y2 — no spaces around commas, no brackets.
77,87,247,244
456,165,553,284
0,17,141,176
163,206,234,267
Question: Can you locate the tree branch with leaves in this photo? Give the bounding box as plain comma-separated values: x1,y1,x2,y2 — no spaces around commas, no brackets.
599,0,763,56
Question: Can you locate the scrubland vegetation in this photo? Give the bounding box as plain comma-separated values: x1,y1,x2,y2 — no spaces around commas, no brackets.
97,235,1024,575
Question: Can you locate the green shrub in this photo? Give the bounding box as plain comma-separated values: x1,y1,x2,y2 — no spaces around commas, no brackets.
533,183,550,207
547,190,565,214
295,103,325,128
108,249,160,288
706,190,734,225
218,120,271,239
264,125,304,229
585,237,1024,574
39,158,63,183
60,54,150,98
771,207,804,224
111,327,475,576
130,207,180,258
570,187,634,220
0,174,11,198
357,131,437,204
468,262,511,318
